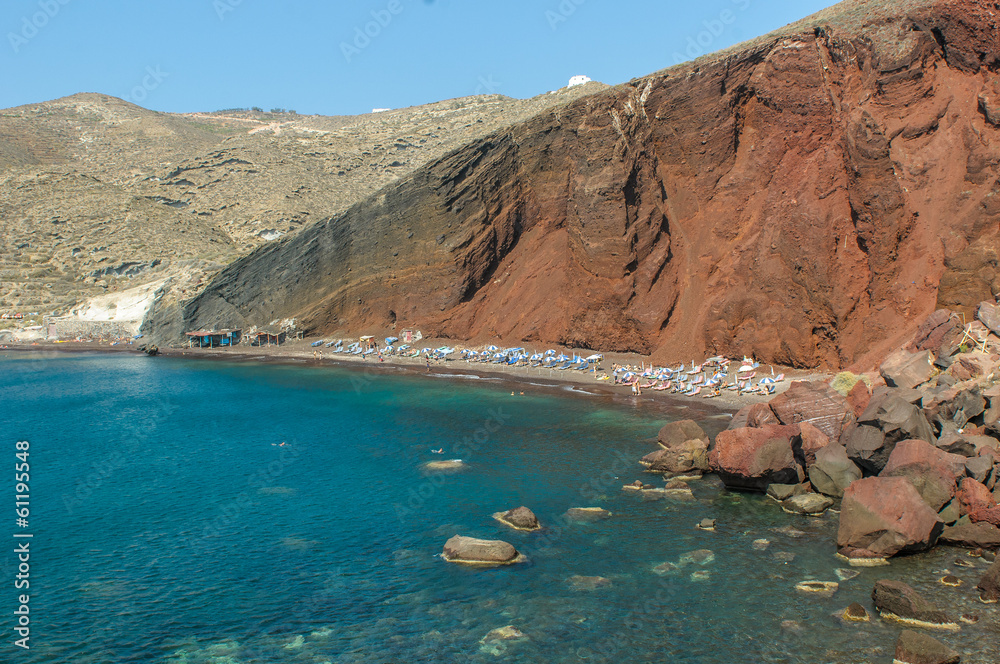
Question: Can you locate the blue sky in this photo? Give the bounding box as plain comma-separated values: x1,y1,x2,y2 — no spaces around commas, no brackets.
2,0,834,115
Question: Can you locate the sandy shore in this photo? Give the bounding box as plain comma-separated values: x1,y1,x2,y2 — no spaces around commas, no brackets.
2,337,831,413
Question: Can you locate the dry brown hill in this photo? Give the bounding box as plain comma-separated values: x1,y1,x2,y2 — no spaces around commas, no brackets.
175,0,1000,369
0,84,607,318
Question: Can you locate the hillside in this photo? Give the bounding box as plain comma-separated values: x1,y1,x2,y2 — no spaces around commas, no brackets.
174,0,1000,369
0,84,606,318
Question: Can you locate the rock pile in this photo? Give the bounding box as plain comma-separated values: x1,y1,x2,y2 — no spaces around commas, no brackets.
639,306,1000,561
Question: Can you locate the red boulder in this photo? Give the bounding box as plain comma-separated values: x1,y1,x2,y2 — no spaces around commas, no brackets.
798,421,830,468
846,380,871,419
879,439,965,511
837,477,944,558
709,424,804,492
957,477,997,516
768,381,853,441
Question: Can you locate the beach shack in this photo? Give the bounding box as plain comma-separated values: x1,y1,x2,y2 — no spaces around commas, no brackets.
360,335,377,352
250,331,286,346
401,329,422,343
185,329,242,348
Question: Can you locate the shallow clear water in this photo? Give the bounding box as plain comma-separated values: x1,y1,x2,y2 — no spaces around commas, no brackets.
0,352,996,663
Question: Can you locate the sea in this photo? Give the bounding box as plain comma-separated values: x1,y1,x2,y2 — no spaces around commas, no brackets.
0,351,995,663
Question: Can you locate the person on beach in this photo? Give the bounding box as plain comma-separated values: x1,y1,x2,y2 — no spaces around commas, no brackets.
426,358,431,371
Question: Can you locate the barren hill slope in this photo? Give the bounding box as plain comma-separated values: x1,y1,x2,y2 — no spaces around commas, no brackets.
0,84,606,317
176,0,1000,369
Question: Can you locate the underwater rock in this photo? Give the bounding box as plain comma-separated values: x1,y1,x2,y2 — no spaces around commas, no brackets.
564,507,612,522
894,629,960,664
567,575,611,591
795,581,839,597
836,546,890,567
977,558,1000,603
841,602,870,622
423,459,467,473
696,518,716,531
652,561,680,576
872,580,958,629
835,568,860,582
678,549,715,566
481,625,525,642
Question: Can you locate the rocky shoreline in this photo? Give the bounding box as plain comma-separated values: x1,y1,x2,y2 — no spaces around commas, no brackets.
616,306,1000,662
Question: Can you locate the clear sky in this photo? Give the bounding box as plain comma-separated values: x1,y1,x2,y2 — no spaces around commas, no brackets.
2,0,835,115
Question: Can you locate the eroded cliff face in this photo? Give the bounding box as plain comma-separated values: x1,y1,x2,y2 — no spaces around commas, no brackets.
178,0,1000,369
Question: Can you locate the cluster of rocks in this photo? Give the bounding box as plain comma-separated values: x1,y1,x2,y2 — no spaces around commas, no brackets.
641,307,1000,564
441,505,611,566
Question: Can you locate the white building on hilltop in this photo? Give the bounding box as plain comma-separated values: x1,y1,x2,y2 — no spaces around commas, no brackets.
568,75,592,88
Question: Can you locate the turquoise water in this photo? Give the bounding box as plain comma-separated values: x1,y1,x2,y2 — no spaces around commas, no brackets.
0,352,996,663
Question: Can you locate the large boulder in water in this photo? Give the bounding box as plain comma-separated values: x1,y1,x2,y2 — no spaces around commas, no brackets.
657,419,708,449
709,424,804,492
844,392,934,474
837,477,944,558
493,506,540,531
442,535,525,565
872,580,957,628
978,558,1000,603
879,439,966,511
768,381,853,441
894,630,961,664
880,349,935,389
808,444,862,498
641,440,709,474
781,493,834,516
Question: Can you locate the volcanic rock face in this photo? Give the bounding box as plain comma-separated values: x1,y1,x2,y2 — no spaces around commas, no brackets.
174,0,1000,367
